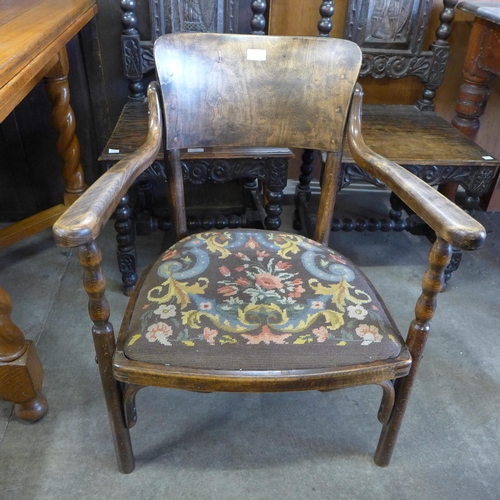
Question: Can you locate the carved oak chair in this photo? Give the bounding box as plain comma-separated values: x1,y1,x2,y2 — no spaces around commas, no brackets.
53,33,485,473
101,0,291,294
296,0,498,283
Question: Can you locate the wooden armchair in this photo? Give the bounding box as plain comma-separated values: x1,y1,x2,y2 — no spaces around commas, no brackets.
101,0,292,294
53,33,485,473
295,0,498,284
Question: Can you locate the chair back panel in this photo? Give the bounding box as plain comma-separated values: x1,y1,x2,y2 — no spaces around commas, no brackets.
143,0,239,75
122,0,240,98
154,33,362,151
341,0,457,109
344,0,433,54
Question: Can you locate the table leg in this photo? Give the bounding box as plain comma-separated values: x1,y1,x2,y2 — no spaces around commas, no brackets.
452,19,496,141
44,47,86,206
0,287,48,421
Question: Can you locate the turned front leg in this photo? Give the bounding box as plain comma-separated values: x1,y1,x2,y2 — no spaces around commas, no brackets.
79,242,134,473
375,237,452,466
0,287,48,421
44,47,86,206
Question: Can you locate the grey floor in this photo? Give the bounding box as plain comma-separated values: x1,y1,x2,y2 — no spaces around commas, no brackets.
0,190,499,500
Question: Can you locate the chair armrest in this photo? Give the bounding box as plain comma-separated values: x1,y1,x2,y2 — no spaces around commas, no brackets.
53,82,163,248
347,84,486,251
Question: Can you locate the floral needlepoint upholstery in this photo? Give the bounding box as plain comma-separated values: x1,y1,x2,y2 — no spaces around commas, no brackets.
124,230,405,370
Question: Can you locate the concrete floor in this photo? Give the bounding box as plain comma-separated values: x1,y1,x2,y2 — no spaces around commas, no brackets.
0,192,499,500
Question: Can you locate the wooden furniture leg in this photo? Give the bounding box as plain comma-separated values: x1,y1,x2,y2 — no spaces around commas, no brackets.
79,243,134,473
115,193,138,296
452,18,496,141
44,47,87,207
0,287,48,421
451,15,499,209
375,238,451,465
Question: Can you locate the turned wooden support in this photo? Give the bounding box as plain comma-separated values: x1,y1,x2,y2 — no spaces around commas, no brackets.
264,188,283,230
417,0,457,110
115,193,137,296
318,0,334,37
0,287,48,421
250,0,267,35
44,47,86,206
375,237,452,466
452,18,496,141
79,242,134,473
120,0,145,99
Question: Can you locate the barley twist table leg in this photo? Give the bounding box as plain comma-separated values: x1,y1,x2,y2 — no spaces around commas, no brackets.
44,47,86,206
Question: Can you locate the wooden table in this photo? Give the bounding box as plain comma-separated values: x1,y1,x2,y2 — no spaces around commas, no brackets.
0,0,97,421
452,1,500,210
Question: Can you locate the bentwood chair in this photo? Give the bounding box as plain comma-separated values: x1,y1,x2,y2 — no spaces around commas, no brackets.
53,33,485,473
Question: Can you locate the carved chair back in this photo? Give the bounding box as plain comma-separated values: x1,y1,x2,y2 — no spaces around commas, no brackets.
122,0,248,99
329,0,458,110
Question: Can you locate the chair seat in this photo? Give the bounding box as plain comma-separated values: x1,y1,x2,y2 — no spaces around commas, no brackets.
121,229,406,371
99,100,293,162
343,104,498,170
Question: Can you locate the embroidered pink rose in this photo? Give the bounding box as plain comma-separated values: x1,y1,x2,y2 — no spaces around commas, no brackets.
236,277,249,286
276,260,292,270
329,254,346,264
217,285,238,296
288,278,304,298
203,327,218,345
241,325,291,345
235,265,246,272
219,265,230,276
244,236,260,249
235,252,250,261
312,326,329,343
255,273,283,290
146,322,173,346
289,285,305,298
256,250,270,258
355,324,383,345
162,249,178,261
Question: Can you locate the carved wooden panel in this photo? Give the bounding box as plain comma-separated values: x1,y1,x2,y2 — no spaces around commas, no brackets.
344,0,433,52
155,0,238,37
342,0,458,103
340,162,497,197
124,0,240,86
139,157,288,190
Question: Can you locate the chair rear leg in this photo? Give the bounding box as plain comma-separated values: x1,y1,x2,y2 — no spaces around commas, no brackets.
293,149,315,232
115,193,138,296
375,237,451,466
80,242,135,473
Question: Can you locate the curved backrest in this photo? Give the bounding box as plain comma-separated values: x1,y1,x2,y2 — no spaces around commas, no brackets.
154,33,362,152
